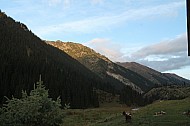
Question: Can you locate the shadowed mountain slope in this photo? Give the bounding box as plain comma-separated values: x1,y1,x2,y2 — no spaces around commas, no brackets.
0,11,103,108
117,62,190,89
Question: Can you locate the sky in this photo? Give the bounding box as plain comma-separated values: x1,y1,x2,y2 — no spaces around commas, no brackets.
1,0,190,79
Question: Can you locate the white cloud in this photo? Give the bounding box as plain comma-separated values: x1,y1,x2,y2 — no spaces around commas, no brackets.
130,33,190,72
138,53,190,72
35,1,185,36
84,38,124,61
132,33,187,59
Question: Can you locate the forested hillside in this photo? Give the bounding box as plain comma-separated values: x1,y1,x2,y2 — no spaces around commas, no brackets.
144,85,190,103
0,11,144,108
0,11,101,108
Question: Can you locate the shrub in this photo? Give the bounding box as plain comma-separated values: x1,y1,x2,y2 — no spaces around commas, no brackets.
0,76,64,126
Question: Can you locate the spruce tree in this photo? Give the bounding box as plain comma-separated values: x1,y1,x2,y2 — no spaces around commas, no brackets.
0,75,64,126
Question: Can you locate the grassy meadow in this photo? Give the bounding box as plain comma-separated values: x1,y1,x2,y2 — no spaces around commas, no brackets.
62,98,190,126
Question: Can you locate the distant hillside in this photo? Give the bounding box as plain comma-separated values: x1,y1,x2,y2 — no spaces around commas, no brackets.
0,11,104,108
47,41,157,93
117,62,190,88
47,41,146,105
144,86,190,103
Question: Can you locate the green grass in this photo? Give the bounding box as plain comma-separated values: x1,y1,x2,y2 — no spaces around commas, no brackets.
62,98,190,126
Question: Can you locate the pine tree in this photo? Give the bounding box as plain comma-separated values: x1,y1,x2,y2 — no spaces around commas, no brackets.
0,75,64,126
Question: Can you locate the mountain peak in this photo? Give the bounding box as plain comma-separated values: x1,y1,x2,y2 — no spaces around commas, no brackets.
47,41,112,67
55,41,111,62
0,10,8,17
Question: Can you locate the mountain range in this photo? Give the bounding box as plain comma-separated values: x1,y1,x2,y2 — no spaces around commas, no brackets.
47,41,190,93
0,11,143,108
0,10,189,108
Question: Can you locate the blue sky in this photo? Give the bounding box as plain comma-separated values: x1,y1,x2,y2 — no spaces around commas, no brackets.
1,0,190,79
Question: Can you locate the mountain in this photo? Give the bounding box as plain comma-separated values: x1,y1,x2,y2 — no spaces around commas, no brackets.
144,85,190,103
47,41,190,94
47,41,158,93
47,41,111,77
117,62,190,88
0,11,145,107
0,11,104,108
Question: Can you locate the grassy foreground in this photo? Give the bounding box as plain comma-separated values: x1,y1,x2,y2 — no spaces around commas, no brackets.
62,98,190,126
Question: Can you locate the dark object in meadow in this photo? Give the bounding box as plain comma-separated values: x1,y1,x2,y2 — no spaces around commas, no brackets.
122,111,132,122
183,110,190,116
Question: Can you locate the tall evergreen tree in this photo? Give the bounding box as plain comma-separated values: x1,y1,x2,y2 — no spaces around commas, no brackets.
0,76,64,126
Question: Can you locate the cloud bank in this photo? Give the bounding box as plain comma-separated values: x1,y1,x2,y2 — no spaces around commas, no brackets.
132,33,190,72
132,33,187,59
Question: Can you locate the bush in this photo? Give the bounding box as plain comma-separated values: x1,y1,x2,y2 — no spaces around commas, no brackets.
0,76,64,126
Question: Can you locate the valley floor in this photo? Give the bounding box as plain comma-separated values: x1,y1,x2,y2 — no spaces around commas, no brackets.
62,98,190,126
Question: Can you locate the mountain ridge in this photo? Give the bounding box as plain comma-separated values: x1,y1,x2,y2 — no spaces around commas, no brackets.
46,41,190,95
47,41,190,93
47,41,151,93
117,62,190,88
